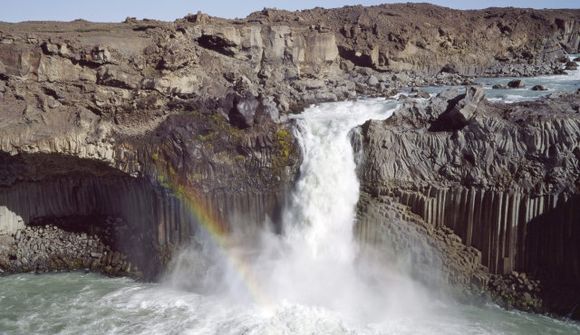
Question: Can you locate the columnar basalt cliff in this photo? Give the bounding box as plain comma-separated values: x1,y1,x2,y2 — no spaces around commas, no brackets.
358,88,580,317
0,2,578,315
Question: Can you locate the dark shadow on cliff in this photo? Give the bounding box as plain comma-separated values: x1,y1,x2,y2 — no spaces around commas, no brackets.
0,152,163,279
525,194,580,319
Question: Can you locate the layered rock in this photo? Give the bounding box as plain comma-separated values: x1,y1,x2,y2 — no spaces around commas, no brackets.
248,4,579,76
358,88,580,317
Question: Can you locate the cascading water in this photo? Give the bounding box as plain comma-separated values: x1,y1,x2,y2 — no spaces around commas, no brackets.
2,97,580,334
248,99,429,320
168,98,434,323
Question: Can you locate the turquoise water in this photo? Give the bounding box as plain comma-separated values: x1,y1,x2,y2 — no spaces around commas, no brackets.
423,55,580,103
0,273,579,335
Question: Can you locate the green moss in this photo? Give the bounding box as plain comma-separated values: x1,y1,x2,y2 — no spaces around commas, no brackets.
273,127,293,169
193,112,244,144
197,132,217,142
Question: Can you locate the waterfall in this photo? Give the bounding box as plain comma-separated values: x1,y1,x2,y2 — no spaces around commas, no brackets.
258,99,401,310
168,98,436,322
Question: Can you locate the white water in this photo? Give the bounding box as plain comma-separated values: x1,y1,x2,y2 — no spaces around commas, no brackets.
2,96,580,334
168,98,432,324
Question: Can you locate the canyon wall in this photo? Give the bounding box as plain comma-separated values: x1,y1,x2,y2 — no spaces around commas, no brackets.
359,88,580,315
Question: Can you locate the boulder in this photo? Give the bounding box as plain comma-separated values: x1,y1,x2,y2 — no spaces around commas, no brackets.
430,86,485,131
96,66,140,89
256,96,280,124
440,63,458,74
531,85,548,91
553,68,567,75
492,83,507,89
196,26,241,57
229,93,259,129
37,56,96,83
185,11,210,24
507,79,525,88
90,46,113,64
565,61,578,70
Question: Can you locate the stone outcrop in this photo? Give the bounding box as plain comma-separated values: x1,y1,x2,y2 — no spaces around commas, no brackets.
507,79,525,88
358,88,580,318
531,85,548,91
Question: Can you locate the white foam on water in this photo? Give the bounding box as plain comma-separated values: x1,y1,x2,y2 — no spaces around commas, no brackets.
2,272,580,334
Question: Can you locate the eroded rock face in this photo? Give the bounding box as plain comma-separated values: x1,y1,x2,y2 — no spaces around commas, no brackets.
358,88,580,317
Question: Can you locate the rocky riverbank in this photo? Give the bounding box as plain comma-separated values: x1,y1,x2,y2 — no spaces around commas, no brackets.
0,223,141,278
488,272,543,313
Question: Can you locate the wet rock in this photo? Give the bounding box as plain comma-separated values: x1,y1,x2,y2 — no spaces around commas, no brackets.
565,61,578,70
553,68,567,75
413,91,431,99
0,4,578,319
488,272,542,312
359,89,580,318
531,85,548,91
492,83,507,89
0,224,140,278
507,79,525,88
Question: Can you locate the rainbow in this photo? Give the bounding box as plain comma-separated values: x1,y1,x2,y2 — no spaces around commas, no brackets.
153,153,271,307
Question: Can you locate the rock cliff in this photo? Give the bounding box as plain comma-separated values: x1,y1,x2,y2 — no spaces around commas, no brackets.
358,88,580,317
